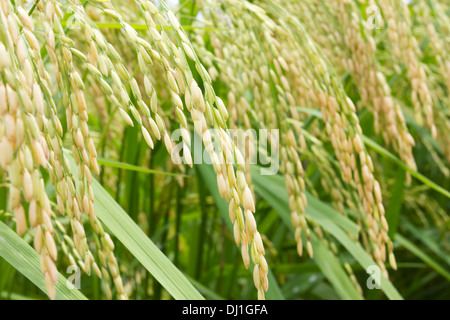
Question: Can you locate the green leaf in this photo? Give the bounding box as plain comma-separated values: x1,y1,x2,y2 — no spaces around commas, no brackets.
401,219,450,267
196,161,285,300
310,232,363,300
0,221,87,300
396,235,450,282
92,176,204,299
0,291,36,300
251,169,362,300
296,107,450,200
251,168,403,300
184,275,225,300
66,148,187,177
386,169,406,238
97,157,188,177
66,153,204,300
251,168,359,238
361,136,450,200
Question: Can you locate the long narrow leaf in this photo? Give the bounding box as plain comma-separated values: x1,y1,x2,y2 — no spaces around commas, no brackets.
66,153,204,300
401,219,450,267
396,235,450,281
251,170,362,299
0,221,87,300
251,168,403,300
296,107,450,199
386,169,406,238
196,161,285,300
309,233,362,300
251,168,359,238
97,157,188,177
91,177,204,299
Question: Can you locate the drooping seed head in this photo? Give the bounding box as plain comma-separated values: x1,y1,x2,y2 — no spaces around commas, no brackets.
243,186,255,212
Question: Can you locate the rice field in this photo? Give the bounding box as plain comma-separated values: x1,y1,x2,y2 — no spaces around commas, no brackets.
0,0,449,300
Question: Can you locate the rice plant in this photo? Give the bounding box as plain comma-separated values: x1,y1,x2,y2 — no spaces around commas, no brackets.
0,0,448,300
